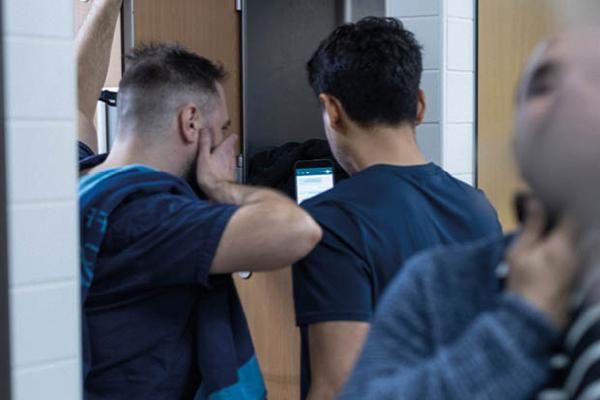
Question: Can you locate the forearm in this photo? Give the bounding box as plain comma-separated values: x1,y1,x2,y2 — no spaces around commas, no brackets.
208,183,322,273
307,385,336,400
205,181,291,207
342,293,559,400
76,0,122,139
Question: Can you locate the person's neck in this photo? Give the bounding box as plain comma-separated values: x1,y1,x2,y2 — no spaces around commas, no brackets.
88,137,186,178
343,124,428,174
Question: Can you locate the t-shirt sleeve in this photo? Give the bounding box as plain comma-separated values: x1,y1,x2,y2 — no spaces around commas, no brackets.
293,202,372,326
78,141,95,161
101,193,238,288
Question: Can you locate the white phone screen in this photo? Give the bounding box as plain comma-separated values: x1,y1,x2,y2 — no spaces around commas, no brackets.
295,167,334,204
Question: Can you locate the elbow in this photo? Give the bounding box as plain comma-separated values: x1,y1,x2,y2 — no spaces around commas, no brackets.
307,381,340,400
290,211,322,260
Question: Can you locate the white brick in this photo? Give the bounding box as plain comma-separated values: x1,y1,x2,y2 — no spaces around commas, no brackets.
9,203,78,287
386,0,441,17
416,123,442,165
448,0,475,19
402,17,442,70
454,173,474,186
443,123,474,174
4,37,75,121
7,122,77,203
447,18,474,71
446,71,474,123
4,0,73,39
421,71,442,123
13,360,80,400
10,283,79,368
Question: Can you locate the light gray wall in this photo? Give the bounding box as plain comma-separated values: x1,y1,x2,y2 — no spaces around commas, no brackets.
386,0,476,185
0,2,9,396
3,0,81,399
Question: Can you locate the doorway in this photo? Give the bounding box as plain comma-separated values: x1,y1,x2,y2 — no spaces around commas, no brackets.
477,0,556,229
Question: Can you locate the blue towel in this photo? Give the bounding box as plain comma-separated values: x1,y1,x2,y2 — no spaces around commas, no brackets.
79,165,266,400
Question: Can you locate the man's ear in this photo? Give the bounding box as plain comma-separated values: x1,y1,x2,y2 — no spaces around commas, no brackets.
178,104,203,144
415,89,427,125
319,93,344,132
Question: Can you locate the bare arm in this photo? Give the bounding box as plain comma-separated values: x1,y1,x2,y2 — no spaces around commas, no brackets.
210,183,322,273
195,132,322,274
76,0,123,152
306,321,370,400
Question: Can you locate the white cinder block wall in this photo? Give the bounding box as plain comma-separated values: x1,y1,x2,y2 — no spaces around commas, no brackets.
386,0,476,185
3,0,81,399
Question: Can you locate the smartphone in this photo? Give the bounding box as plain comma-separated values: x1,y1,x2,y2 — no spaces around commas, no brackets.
294,159,335,204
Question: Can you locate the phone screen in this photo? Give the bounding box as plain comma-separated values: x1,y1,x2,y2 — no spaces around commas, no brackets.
295,165,334,204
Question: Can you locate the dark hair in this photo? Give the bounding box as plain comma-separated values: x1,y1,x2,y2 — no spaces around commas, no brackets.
118,43,227,131
307,17,423,127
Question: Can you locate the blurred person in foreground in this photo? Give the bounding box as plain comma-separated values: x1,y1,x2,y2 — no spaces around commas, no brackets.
340,28,600,400
75,2,321,399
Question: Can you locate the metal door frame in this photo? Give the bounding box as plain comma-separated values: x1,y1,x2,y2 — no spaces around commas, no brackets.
0,0,12,396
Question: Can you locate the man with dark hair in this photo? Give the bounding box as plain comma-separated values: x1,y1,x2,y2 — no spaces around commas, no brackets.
76,5,321,400
292,17,501,399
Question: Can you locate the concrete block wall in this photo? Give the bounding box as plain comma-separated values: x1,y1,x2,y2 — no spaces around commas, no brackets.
386,0,476,185
3,0,81,399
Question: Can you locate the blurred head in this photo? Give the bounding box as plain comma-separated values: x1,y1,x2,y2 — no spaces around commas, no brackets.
307,17,426,171
514,28,600,225
117,44,230,177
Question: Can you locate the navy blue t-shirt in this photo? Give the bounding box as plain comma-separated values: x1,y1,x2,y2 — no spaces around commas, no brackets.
292,163,502,398
78,148,241,399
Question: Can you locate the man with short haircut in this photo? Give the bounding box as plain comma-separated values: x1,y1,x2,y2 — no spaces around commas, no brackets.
340,29,600,400
76,5,322,399
292,17,501,400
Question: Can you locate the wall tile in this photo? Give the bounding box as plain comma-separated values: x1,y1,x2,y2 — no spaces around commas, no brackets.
386,0,441,17
453,173,474,186
10,283,79,368
9,203,78,287
6,122,77,203
447,18,474,71
446,71,474,123
416,123,442,165
421,71,442,123
402,17,442,70
448,0,475,19
4,37,75,121
13,361,80,400
4,0,73,39
5,0,80,398
443,123,474,174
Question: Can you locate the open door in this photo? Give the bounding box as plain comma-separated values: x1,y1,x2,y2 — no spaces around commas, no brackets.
477,0,556,229
133,0,242,154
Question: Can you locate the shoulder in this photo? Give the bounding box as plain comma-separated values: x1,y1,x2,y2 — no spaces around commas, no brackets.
109,188,236,240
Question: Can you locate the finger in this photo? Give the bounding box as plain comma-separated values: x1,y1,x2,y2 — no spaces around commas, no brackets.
549,217,577,242
215,133,239,155
546,218,577,257
519,197,547,247
198,128,212,158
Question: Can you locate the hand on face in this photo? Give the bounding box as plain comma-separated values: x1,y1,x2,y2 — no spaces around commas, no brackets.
195,129,238,198
507,198,578,329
